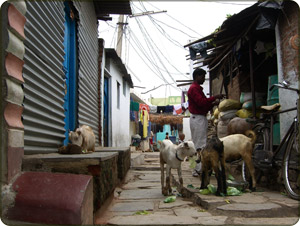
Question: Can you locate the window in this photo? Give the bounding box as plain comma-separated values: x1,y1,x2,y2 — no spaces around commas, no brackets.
123,77,126,96
117,81,120,109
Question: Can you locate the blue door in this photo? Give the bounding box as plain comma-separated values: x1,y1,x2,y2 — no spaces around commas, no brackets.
103,77,109,146
63,2,77,145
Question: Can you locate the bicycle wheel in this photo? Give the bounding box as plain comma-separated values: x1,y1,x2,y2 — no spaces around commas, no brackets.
282,126,300,200
242,126,270,184
253,125,270,151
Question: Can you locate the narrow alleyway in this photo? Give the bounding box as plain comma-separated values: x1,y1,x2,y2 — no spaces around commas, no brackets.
94,152,299,225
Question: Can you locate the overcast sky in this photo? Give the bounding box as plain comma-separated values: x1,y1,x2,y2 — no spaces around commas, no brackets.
98,1,256,100
1,0,298,101
98,0,300,101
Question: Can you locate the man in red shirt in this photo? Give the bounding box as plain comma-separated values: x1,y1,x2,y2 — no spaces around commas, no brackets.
187,68,224,176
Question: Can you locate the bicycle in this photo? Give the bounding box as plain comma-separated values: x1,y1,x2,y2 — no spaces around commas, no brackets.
242,81,299,200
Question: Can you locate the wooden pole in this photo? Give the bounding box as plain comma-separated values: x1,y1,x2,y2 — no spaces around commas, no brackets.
249,39,256,118
116,15,124,58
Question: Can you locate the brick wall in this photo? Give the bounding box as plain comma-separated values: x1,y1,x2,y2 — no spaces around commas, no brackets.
1,1,26,184
278,1,299,82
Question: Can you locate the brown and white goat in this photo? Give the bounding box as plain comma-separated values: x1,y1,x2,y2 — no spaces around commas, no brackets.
159,139,196,196
200,136,227,195
200,130,257,192
221,130,257,190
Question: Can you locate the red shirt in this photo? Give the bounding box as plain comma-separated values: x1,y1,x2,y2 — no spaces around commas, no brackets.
187,81,216,115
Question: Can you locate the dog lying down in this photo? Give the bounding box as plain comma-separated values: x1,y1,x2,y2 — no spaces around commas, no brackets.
159,139,196,196
200,130,257,195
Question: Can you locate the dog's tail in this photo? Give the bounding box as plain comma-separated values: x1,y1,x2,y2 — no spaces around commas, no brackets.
245,130,256,145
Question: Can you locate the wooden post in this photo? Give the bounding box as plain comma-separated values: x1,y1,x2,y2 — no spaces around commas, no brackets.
249,39,256,118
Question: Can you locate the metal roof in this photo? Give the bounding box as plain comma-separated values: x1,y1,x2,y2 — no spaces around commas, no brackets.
94,0,132,20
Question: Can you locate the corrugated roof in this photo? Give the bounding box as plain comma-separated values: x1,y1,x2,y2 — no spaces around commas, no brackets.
185,3,261,70
94,0,132,20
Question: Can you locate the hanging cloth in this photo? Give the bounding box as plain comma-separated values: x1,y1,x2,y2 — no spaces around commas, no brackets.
130,101,140,112
149,105,157,114
165,105,174,113
140,110,149,138
139,104,150,112
173,104,183,115
157,106,166,113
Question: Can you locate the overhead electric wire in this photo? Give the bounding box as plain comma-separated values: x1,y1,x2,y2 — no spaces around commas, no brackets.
127,26,189,80
121,1,196,94
133,4,180,83
133,15,180,90
124,27,169,83
149,16,199,39
126,26,167,83
144,1,203,37
134,3,190,82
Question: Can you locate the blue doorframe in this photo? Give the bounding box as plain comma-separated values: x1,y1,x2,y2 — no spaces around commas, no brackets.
63,1,77,145
103,77,109,146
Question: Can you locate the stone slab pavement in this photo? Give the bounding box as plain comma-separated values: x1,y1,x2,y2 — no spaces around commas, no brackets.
94,152,299,225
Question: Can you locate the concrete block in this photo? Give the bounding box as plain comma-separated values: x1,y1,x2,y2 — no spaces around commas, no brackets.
7,129,24,148
5,171,93,225
7,147,24,182
8,4,26,39
22,152,119,212
6,30,25,60
5,53,24,83
95,147,131,182
4,102,24,129
5,78,24,105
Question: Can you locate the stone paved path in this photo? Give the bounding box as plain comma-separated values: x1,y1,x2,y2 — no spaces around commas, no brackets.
95,152,299,225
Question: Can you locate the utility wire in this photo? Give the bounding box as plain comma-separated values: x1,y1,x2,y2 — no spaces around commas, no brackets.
133,15,180,89
144,1,203,37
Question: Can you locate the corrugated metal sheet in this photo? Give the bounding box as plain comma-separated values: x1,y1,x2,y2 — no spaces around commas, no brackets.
23,1,66,154
93,1,132,17
74,1,99,144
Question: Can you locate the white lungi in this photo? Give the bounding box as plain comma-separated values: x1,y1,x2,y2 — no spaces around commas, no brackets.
190,114,208,150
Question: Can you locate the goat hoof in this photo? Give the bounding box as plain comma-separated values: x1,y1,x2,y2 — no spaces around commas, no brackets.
250,187,256,192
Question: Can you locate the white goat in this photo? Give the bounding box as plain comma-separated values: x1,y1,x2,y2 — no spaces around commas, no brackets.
159,139,196,196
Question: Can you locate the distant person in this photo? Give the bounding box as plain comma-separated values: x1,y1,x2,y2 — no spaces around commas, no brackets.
187,67,224,177
149,131,154,151
165,132,169,140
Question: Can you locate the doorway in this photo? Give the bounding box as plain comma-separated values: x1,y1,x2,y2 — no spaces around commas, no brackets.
103,76,110,146
63,1,78,145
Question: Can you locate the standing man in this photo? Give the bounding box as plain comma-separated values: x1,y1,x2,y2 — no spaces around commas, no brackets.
187,68,224,176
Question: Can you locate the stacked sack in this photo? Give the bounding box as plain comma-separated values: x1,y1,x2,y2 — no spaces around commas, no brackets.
215,99,241,138
236,92,266,118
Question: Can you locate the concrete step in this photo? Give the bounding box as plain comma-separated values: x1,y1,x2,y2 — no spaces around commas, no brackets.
5,171,93,225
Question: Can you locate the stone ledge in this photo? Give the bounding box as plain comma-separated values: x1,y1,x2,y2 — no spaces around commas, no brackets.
5,171,93,225
95,147,130,182
22,151,119,211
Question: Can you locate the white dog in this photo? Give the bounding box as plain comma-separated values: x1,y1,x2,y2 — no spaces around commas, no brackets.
69,125,95,152
159,139,196,196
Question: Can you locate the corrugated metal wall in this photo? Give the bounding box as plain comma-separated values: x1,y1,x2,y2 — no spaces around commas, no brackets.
74,1,99,144
23,1,99,153
23,1,66,154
